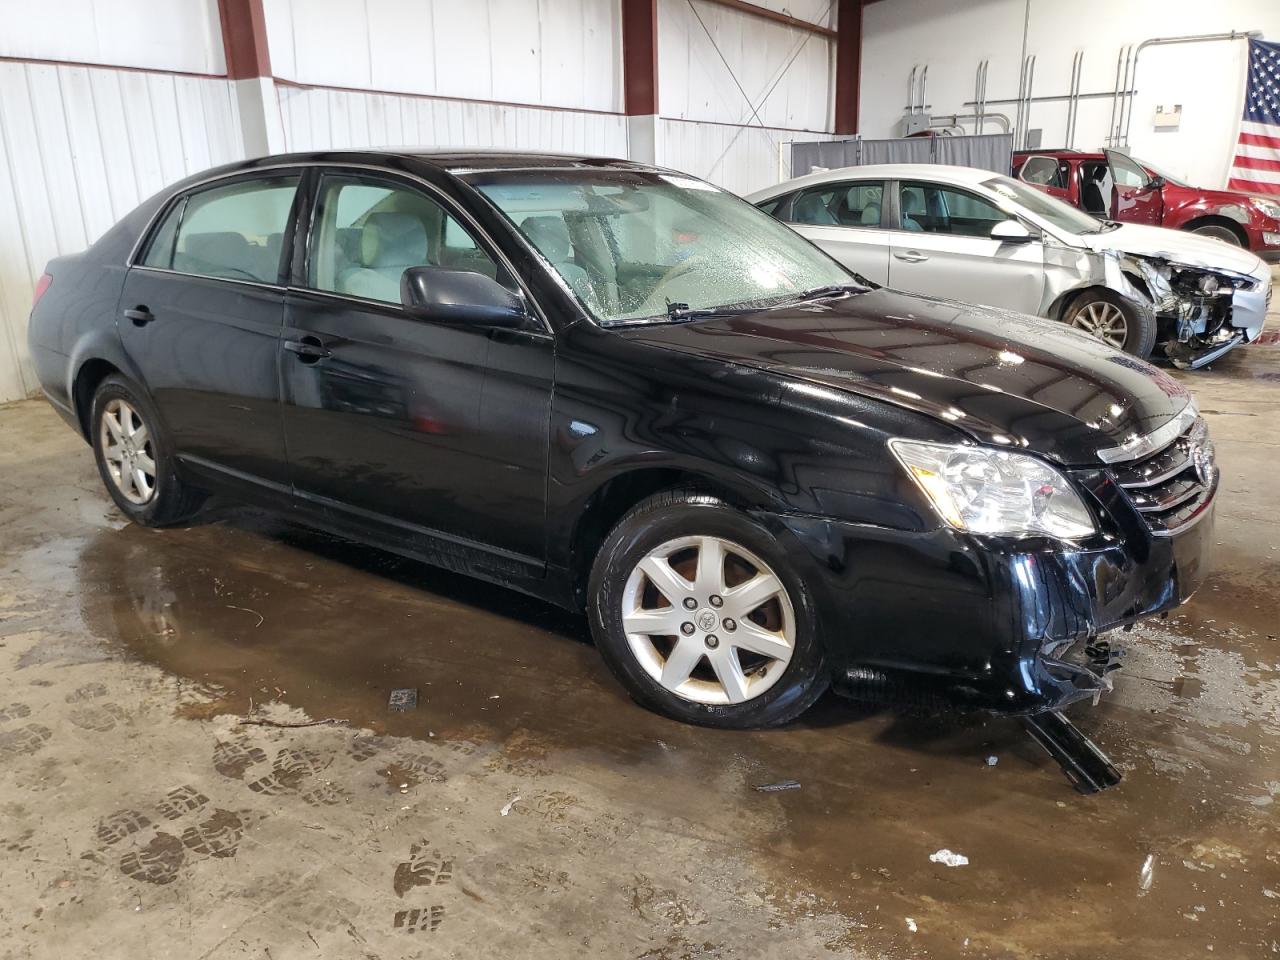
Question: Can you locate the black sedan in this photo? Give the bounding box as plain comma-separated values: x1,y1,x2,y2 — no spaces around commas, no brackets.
27,150,1217,728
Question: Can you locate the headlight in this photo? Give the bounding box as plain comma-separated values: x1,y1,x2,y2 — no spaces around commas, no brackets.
889,439,1096,539
1251,196,1280,220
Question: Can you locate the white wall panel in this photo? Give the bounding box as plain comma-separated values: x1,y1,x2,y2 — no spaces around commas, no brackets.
276,83,628,157
658,0,833,131
263,0,623,113
0,0,225,74
661,118,835,196
0,63,243,403
860,0,1280,189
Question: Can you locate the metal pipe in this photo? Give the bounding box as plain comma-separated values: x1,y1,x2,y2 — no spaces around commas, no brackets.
978,60,989,134
919,64,929,114
1121,30,1260,145
1066,50,1082,148
1112,44,1132,145
973,61,984,134
907,65,917,115
1023,54,1036,148
967,90,1126,108
1106,45,1125,146
932,111,1011,133
1014,55,1029,145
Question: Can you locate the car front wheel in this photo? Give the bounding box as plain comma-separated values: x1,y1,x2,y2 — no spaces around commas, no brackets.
1063,289,1157,358
588,489,828,727
1189,223,1243,246
91,375,204,526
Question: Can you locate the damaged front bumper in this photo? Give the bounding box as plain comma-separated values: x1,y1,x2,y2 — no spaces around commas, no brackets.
764,467,1216,716
1129,254,1271,369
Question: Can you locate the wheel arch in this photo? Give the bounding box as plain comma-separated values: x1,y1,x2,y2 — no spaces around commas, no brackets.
71,358,125,440
1181,215,1249,247
565,465,760,609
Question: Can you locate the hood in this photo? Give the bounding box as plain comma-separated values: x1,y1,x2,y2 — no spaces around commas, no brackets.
620,288,1192,466
1082,222,1264,277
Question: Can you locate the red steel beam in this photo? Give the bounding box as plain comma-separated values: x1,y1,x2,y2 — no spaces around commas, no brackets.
622,0,660,115
698,0,837,39
217,0,272,80
833,0,863,134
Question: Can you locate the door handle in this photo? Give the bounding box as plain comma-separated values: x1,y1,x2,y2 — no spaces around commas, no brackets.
282,336,331,363
893,251,929,263
122,306,155,327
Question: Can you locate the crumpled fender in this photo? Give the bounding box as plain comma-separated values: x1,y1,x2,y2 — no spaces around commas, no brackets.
1039,243,1153,318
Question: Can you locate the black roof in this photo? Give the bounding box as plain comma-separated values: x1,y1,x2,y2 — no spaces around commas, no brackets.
242,148,657,174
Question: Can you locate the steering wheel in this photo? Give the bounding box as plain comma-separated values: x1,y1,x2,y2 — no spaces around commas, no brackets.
650,253,705,299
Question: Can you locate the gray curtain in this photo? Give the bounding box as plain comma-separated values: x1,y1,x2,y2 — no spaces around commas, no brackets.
791,134,1013,178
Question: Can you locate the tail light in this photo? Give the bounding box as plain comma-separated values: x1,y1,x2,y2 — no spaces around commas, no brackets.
32,273,52,307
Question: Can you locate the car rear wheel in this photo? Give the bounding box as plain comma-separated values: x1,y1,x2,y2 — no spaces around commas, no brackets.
588,489,828,728
1189,223,1244,247
1063,289,1157,358
91,375,205,526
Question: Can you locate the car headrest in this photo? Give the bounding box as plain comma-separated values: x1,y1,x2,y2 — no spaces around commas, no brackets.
183,231,252,267
901,189,926,215
860,202,881,226
360,213,427,268
792,193,838,225
521,216,572,261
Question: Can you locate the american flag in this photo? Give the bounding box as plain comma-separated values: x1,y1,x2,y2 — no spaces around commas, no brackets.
1228,38,1280,195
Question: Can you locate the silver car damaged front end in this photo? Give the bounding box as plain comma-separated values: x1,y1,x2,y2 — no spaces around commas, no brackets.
1043,241,1271,369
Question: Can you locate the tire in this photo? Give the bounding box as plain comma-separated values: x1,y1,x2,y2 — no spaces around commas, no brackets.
587,488,829,728
90,374,205,526
1188,223,1244,247
1063,288,1157,358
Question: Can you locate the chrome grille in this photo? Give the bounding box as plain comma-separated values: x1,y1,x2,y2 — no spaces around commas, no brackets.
1111,417,1215,535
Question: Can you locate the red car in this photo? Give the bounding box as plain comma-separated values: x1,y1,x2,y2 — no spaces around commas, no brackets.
1013,148,1280,262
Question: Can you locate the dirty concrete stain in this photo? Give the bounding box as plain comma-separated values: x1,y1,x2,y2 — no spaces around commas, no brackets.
1,341,1280,958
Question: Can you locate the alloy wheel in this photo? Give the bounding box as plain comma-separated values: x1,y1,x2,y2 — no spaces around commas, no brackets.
100,398,157,505
1071,300,1129,349
620,535,796,705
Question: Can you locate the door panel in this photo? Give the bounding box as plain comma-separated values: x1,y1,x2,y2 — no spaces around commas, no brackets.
1017,155,1072,204
886,231,1044,312
791,224,890,285
785,180,890,284
888,180,1044,312
280,170,553,562
118,174,300,485
1105,150,1162,225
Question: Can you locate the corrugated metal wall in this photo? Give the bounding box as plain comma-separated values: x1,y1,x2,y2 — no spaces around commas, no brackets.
0,61,244,404
0,0,838,404
276,84,628,157
263,0,622,113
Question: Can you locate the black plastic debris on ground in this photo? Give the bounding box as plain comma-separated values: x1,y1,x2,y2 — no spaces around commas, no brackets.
388,688,418,712
754,780,801,793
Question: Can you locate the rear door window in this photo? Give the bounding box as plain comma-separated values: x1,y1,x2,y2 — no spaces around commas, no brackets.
788,181,884,227
142,176,300,284
1019,156,1066,189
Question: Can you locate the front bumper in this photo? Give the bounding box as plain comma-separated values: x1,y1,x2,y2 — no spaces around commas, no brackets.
765,485,1215,715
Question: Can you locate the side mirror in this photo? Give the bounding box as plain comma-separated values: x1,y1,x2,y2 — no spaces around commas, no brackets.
990,220,1036,244
1144,175,1166,192
400,266,528,328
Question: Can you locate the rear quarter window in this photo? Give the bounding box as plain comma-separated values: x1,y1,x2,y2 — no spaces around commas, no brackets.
141,176,300,284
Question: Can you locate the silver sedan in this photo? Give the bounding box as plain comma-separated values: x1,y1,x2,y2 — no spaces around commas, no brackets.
748,163,1270,368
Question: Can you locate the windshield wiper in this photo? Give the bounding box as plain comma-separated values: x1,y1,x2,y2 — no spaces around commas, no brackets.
600,301,758,327
766,281,868,308
664,300,761,322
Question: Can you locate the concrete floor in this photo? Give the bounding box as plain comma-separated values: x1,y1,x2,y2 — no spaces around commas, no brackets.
1,348,1278,960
